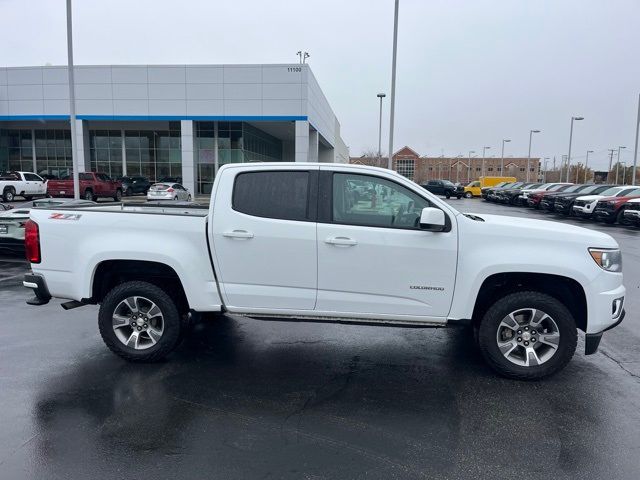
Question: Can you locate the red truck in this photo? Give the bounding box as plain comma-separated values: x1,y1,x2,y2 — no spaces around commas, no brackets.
47,173,123,202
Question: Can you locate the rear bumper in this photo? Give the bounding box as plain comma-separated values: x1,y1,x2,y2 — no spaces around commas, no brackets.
23,273,51,305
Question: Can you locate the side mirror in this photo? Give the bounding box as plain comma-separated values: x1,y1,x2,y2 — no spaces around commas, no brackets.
420,207,446,232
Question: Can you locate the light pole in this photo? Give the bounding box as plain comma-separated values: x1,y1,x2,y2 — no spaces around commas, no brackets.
584,150,594,183
633,93,640,185
387,0,399,170
376,93,386,158
500,139,511,173
481,146,491,177
615,146,626,184
467,150,475,183
526,130,540,182
566,116,584,182
66,0,80,199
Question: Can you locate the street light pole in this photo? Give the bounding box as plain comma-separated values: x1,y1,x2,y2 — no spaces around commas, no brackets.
501,139,511,173
584,150,594,183
615,146,626,184
526,130,540,182
481,146,490,177
387,0,399,170
376,93,386,158
467,150,475,183
66,0,80,200
566,116,584,182
633,93,640,186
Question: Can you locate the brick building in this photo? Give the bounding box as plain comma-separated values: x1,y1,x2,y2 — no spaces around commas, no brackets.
350,146,541,184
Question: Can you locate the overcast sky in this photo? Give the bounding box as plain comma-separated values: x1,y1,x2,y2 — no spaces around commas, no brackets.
2,0,639,170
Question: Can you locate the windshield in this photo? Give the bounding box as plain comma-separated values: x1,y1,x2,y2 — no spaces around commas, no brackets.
621,188,640,197
467,181,480,187
576,185,603,195
595,187,620,196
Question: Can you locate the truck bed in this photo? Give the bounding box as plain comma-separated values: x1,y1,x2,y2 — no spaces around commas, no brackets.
28,201,220,311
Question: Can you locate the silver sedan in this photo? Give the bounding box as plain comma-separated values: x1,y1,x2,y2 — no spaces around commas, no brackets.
146,183,192,202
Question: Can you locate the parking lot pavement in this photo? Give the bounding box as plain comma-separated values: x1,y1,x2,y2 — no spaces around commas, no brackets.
1,202,640,480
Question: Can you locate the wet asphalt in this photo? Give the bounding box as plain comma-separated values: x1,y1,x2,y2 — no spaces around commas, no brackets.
0,198,639,479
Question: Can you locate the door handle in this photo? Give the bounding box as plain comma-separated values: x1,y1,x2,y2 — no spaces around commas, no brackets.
325,236,357,246
223,229,254,239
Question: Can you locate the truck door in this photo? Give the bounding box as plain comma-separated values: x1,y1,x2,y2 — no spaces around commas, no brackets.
316,169,457,318
211,167,318,311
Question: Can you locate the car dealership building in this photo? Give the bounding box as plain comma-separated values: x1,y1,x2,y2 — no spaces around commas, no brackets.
0,64,348,194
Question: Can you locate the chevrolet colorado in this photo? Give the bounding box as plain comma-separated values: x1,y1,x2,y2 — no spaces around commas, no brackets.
23,163,625,379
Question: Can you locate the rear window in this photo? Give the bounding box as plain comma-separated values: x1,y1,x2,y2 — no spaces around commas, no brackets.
233,171,310,221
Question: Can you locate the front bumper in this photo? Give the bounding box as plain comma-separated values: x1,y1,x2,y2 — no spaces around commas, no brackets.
585,309,625,355
23,273,51,306
553,203,572,214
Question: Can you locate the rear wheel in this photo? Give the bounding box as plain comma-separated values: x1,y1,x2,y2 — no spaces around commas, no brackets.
464,192,473,199
477,291,577,380
84,189,95,201
3,188,15,202
98,281,183,362
445,191,451,199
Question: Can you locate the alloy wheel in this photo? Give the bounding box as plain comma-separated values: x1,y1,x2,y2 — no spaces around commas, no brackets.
112,296,165,350
496,308,560,367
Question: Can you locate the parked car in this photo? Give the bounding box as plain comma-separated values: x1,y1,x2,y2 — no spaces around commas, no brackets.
592,188,640,224
146,182,192,201
573,186,638,218
119,176,151,196
481,181,513,199
518,183,571,206
527,184,574,208
24,162,625,380
552,184,615,216
0,198,95,254
494,183,542,205
622,198,640,226
0,171,48,202
47,172,123,202
464,176,516,198
486,182,525,202
421,180,463,199
540,184,593,211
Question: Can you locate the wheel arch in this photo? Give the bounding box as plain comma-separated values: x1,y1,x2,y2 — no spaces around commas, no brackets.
90,260,190,314
471,272,587,332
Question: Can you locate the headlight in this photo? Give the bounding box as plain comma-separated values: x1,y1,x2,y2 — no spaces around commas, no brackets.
589,248,622,272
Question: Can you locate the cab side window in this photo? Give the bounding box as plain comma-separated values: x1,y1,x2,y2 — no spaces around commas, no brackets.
332,173,431,230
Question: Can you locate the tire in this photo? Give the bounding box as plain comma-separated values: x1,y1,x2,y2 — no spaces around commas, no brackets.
456,194,462,199
125,187,133,197
616,209,627,226
464,192,473,199
445,192,451,199
114,189,122,202
98,281,183,362
3,188,15,202
84,189,95,201
477,291,577,380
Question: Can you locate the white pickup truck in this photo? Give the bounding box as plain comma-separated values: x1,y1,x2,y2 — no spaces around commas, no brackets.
23,163,625,379
0,171,48,202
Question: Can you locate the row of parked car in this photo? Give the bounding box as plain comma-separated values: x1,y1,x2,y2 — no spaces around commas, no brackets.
0,171,190,202
481,181,640,226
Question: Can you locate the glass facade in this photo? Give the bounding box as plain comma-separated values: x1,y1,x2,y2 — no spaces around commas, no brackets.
1,120,284,193
90,123,182,182
196,121,283,194
0,128,72,176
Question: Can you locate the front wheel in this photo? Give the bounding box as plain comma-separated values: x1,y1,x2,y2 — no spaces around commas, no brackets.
464,192,473,199
98,281,183,362
477,291,577,380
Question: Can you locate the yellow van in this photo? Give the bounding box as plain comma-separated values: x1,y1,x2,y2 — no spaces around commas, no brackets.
463,176,517,198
